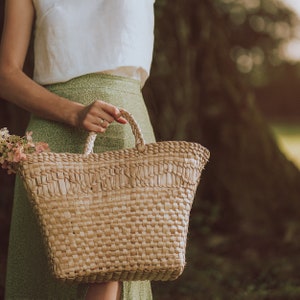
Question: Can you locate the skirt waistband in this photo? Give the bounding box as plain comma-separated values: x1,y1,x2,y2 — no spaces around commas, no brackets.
44,73,141,95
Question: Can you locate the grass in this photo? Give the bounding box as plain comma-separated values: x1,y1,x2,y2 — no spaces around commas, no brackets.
270,123,300,168
152,234,300,299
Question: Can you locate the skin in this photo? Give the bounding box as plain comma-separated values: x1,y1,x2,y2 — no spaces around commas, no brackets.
0,0,125,298
0,0,127,132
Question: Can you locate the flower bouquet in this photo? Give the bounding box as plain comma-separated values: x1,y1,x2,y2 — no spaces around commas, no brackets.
0,127,50,174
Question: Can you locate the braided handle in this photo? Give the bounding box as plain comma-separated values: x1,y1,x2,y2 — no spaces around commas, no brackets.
84,108,146,155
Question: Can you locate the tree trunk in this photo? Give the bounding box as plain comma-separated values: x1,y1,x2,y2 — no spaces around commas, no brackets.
142,1,300,298
143,0,300,236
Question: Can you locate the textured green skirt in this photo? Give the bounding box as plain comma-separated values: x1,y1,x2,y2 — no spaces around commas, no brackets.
5,73,155,299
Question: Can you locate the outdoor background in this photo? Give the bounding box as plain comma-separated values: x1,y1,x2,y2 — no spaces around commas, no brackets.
1,0,300,299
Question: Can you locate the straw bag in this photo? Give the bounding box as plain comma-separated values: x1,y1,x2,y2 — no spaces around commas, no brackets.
19,109,210,283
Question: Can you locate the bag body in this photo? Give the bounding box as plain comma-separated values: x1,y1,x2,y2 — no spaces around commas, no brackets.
19,109,210,283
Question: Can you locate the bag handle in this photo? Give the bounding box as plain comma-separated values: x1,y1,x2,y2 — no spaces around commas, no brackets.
84,108,146,155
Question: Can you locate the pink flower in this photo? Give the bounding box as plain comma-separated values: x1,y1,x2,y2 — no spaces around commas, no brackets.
0,127,50,175
13,146,27,162
35,142,50,153
6,151,14,162
6,143,13,150
26,131,33,142
25,131,35,147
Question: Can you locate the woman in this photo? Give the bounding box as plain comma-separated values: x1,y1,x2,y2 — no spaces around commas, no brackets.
0,0,155,299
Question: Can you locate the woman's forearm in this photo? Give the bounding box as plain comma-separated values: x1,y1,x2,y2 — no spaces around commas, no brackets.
0,0,122,133
0,67,84,127
0,0,81,126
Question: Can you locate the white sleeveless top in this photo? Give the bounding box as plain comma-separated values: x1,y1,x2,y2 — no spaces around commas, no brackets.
32,0,155,86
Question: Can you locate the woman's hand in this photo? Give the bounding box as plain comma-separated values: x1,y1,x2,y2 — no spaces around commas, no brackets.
77,100,127,133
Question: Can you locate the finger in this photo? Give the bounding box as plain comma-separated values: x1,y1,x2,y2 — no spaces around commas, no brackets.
82,118,106,133
94,100,122,120
91,116,110,129
116,116,127,124
97,111,115,124
87,123,106,133
88,104,115,124
89,102,118,123
99,119,109,128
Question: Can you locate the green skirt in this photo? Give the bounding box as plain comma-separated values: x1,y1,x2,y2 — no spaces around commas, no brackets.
5,73,155,299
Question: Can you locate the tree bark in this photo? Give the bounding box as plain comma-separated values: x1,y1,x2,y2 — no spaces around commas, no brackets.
143,0,300,237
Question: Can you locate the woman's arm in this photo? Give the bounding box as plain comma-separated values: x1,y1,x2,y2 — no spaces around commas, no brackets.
0,0,125,133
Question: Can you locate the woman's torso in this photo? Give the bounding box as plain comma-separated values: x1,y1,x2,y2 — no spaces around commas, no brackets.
32,0,155,86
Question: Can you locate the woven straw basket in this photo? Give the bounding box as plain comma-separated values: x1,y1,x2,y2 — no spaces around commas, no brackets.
19,109,210,283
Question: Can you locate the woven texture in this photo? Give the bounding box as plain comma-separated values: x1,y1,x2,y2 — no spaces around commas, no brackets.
19,109,209,284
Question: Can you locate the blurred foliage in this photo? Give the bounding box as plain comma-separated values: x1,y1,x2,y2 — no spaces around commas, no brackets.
1,0,300,299
213,0,300,121
216,0,298,86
